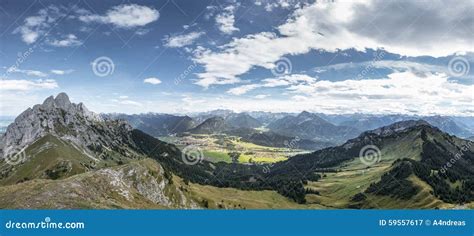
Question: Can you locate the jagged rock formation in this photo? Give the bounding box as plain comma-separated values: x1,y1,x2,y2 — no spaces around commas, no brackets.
0,93,135,158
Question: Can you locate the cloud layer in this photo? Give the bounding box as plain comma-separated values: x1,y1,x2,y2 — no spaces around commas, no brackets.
215,5,239,35
78,4,159,28
13,4,159,46
193,0,474,87
164,31,204,48
0,79,58,91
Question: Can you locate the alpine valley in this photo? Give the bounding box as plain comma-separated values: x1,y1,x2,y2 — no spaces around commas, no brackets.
0,93,473,209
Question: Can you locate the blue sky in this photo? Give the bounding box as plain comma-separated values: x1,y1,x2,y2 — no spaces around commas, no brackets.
0,0,473,116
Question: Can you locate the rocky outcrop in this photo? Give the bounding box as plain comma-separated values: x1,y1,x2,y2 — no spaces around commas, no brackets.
0,159,200,209
0,92,134,158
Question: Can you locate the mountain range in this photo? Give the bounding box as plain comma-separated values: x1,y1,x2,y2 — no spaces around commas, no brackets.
0,93,472,209
321,113,474,138
106,113,195,137
267,111,361,143
107,110,474,147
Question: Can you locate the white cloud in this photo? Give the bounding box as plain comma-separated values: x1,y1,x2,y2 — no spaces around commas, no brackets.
78,4,159,28
135,28,151,36
119,95,129,99
291,95,310,102
163,31,204,48
48,34,82,47
13,5,66,44
13,6,83,47
0,79,58,91
314,60,445,73
50,69,74,75
227,74,317,95
260,0,309,12
119,100,142,106
143,77,162,85
215,5,239,35
255,94,269,99
227,84,261,95
7,68,48,77
193,0,474,87
222,70,473,115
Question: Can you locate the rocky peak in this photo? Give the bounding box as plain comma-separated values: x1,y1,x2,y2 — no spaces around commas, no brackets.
42,96,55,107
0,93,132,158
54,92,72,110
297,111,313,119
38,93,73,112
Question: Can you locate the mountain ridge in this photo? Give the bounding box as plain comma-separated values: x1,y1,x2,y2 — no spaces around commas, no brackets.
267,111,361,143
0,93,473,209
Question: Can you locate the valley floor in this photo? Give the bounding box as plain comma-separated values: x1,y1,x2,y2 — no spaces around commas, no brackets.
161,134,308,164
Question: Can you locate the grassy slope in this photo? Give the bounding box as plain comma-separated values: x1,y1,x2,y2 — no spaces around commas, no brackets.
305,129,472,209
175,176,325,209
0,158,325,209
305,130,424,208
0,134,142,186
0,134,92,185
1,128,471,209
361,175,455,209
